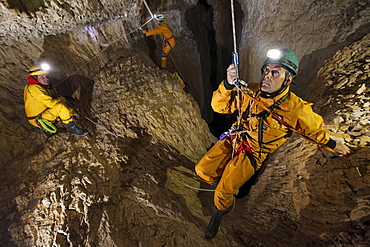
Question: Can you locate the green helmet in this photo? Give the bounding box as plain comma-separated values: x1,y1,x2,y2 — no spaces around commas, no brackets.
262,49,299,75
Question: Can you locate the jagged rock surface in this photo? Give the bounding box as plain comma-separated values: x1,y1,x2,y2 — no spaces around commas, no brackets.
308,33,370,148
2,49,218,246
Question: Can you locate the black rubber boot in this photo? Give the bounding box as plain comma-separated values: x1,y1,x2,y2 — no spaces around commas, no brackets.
66,121,88,136
204,202,235,240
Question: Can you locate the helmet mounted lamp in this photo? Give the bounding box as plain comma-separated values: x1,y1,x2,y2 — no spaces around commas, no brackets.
40,63,50,72
266,49,282,60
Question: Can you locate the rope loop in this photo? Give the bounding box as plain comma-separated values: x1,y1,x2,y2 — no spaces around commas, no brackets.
37,118,58,134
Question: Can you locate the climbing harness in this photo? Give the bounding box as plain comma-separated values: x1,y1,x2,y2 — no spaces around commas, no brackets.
230,0,242,128
166,35,175,42
256,92,290,152
229,133,252,155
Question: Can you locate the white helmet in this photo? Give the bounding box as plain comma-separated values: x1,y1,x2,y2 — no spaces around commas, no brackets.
154,13,165,22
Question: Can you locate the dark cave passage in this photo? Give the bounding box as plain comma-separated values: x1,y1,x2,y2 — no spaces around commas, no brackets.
185,0,244,138
185,0,217,125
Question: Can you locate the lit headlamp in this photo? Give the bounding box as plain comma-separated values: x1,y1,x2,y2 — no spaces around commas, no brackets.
266,49,282,60
40,63,50,71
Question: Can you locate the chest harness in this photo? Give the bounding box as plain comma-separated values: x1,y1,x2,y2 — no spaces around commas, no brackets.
253,91,290,154
222,90,290,157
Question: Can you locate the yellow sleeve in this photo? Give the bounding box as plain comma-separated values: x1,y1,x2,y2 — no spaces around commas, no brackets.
297,103,331,145
28,85,63,108
146,25,165,36
280,96,331,145
211,81,241,114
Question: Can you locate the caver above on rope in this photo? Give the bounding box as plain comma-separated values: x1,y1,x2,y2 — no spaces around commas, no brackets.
24,64,88,136
142,13,176,69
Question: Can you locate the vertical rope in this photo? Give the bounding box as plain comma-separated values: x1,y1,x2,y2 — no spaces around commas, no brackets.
142,0,154,18
230,0,241,126
231,0,239,80
230,0,242,158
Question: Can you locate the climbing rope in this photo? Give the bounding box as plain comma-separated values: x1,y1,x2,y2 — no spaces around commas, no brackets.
54,0,154,87
230,0,241,125
37,118,58,134
230,0,247,158
85,116,215,192
142,0,154,19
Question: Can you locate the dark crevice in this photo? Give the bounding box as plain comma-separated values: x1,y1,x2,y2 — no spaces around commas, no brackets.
185,0,217,124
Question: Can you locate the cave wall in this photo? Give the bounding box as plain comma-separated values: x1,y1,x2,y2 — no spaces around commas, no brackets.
3,49,218,246
0,0,208,164
237,0,370,98
0,1,220,245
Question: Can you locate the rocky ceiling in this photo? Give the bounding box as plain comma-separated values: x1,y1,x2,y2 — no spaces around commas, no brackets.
0,0,369,246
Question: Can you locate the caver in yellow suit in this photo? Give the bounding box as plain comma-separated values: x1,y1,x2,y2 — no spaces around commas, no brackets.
24,76,74,127
24,65,88,136
144,13,176,68
196,49,350,240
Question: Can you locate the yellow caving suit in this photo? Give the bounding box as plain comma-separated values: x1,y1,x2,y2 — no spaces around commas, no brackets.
24,77,74,127
195,81,334,211
145,21,176,68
